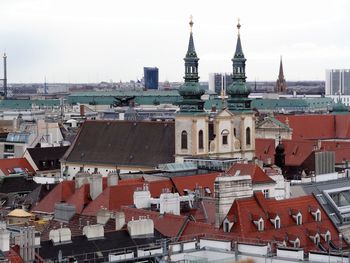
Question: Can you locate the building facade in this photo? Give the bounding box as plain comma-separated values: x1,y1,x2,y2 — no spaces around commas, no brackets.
208,73,233,94
175,19,255,162
143,67,159,90
326,69,350,95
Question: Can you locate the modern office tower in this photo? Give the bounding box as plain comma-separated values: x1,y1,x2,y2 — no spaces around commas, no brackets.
143,67,159,90
326,69,350,95
208,73,233,94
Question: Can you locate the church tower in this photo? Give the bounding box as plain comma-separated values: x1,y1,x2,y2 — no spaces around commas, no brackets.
175,17,209,162
275,56,287,93
212,20,255,160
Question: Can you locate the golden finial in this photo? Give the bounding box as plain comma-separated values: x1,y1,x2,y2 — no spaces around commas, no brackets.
189,15,194,32
237,18,241,35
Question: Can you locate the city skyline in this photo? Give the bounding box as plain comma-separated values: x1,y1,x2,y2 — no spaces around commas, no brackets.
0,0,349,83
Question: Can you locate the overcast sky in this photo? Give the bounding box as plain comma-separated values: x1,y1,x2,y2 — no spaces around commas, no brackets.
0,0,349,83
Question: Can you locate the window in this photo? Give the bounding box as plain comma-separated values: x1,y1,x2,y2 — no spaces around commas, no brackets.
79,167,83,172
294,239,300,248
296,213,302,225
258,219,264,231
314,234,320,245
181,131,188,149
246,127,251,146
274,216,281,229
198,130,204,150
263,189,269,198
221,130,229,145
224,221,230,233
315,209,321,222
94,168,98,174
233,128,237,137
325,232,331,243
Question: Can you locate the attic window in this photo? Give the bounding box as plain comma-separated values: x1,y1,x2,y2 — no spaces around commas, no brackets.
324,231,331,243
296,213,302,225
294,238,300,248
275,217,281,229
312,209,321,222
258,219,264,231
204,187,211,195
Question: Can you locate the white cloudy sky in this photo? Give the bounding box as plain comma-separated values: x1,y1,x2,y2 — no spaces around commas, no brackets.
0,0,349,83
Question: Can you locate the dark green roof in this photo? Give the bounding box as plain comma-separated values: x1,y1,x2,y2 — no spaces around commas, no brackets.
0,99,60,110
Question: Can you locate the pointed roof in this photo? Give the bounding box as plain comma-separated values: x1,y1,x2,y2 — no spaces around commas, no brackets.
234,20,245,59
186,32,197,58
278,56,284,79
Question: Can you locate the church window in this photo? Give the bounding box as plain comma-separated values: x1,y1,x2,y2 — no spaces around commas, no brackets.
181,131,188,149
246,127,251,146
234,128,237,137
198,130,204,150
221,130,229,145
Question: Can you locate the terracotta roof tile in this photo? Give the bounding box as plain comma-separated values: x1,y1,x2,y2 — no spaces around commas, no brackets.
171,172,220,195
224,193,343,252
226,163,275,184
0,158,35,176
32,181,75,214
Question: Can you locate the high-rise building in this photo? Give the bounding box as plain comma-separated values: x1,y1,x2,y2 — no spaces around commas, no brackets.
208,73,233,94
143,67,159,90
326,69,350,95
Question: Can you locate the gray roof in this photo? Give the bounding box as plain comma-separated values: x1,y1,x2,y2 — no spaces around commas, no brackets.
63,120,175,167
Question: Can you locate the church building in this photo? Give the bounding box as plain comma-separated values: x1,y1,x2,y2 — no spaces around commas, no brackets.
175,19,255,162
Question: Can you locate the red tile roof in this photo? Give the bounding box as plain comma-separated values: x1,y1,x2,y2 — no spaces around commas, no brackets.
0,158,35,176
171,172,220,195
275,114,350,140
121,206,188,238
32,181,75,214
256,138,350,166
66,184,91,214
224,192,344,252
82,178,174,216
226,163,275,184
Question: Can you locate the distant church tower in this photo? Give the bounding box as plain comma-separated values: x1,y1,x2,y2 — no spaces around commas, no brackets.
275,56,287,93
175,17,209,162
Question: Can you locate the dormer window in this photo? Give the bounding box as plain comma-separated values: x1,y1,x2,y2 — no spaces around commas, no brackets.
275,217,281,229
297,213,302,225
270,215,281,229
294,238,300,248
312,209,321,222
314,233,320,245
324,231,331,243
292,211,302,225
223,218,233,233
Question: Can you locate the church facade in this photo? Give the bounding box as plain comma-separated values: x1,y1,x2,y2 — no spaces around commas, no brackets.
175,19,255,162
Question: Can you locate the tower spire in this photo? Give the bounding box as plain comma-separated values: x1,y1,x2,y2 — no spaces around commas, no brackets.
227,19,251,111
276,56,287,93
178,16,205,113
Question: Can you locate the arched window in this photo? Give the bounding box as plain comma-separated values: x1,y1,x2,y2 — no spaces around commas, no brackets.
221,129,229,145
181,131,188,150
246,127,251,146
233,128,237,137
198,130,204,150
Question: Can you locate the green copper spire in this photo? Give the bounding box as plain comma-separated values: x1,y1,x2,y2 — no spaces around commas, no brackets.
178,16,205,113
227,19,251,111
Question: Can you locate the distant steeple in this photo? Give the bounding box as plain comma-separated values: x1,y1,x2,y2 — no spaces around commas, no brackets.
276,56,287,93
227,19,251,111
178,16,205,113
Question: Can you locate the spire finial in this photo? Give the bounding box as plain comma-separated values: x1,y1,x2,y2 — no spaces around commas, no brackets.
237,18,241,35
189,15,194,32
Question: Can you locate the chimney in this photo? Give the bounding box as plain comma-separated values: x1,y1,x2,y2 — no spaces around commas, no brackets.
54,203,76,222
127,216,154,237
133,186,151,209
83,224,104,240
96,207,110,225
75,171,90,189
49,227,71,244
80,104,85,116
19,227,35,262
115,212,125,230
0,228,10,252
90,173,103,200
3,53,7,99
107,171,119,187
